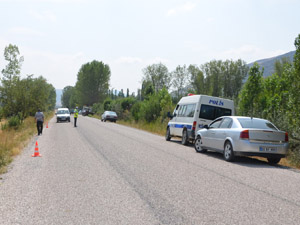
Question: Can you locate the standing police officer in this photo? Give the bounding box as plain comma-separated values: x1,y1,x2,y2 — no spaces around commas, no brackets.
74,107,79,127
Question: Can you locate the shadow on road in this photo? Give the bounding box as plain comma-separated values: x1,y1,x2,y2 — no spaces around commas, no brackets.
168,139,293,170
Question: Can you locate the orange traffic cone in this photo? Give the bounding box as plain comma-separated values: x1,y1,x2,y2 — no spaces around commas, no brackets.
46,122,48,128
32,141,42,157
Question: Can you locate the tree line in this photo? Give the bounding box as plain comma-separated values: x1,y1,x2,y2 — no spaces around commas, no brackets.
62,34,300,163
0,44,56,127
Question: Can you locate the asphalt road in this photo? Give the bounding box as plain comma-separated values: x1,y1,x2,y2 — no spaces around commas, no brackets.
1,115,300,225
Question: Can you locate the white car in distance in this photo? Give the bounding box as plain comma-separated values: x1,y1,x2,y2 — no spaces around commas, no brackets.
56,108,71,123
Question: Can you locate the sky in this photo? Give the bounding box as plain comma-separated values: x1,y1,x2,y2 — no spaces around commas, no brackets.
0,0,299,94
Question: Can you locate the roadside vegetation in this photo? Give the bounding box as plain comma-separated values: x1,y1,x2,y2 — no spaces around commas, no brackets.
0,44,56,173
0,112,54,174
64,34,300,169
1,35,300,173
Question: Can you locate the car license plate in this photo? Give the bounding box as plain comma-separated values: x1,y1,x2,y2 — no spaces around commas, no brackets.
259,146,277,152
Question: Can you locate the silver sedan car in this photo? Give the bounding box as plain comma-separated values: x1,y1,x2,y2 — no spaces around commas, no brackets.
194,116,289,164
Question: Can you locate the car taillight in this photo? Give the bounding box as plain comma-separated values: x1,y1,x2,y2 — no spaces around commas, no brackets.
192,121,197,131
240,130,249,139
285,132,289,142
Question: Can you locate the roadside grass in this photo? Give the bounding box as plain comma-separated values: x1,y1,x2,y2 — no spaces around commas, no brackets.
117,119,168,136
0,112,54,174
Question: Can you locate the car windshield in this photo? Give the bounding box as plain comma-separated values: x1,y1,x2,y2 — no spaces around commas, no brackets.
237,118,277,130
57,110,69,114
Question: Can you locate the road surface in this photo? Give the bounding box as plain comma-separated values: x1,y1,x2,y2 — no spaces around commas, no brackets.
1,115,300,224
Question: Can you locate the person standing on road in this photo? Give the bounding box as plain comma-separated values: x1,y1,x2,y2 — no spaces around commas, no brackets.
35,109,44,136
74,107,79,127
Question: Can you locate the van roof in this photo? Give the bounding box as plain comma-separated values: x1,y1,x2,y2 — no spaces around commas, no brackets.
178,95,233,104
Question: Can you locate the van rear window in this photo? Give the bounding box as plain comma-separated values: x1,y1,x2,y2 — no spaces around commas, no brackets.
199,104,232,120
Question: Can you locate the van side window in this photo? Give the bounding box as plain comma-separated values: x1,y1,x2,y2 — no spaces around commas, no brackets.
184,104,196,117
178,105,187,117
199,104,232,121
199,105,215,120
215,107,232,118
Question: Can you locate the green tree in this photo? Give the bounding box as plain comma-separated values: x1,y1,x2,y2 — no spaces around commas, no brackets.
172,65,189,100
61,86,76,108
202,60,222,97
141,80,154,100
200,59,248,99
238,63,264,117
118,89,125,98
274,57,291,77
142,63,171,93
188,65,205,94
222,59,248,99
0,44,24,117
76,60,110,106
288,34,300,137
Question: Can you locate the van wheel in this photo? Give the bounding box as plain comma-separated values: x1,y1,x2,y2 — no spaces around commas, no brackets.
165,127,171,141
182,129,189,145
224,141,234,162
194,136,207,153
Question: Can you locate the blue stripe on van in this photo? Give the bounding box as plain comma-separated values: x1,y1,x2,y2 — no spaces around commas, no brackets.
168,123,193,130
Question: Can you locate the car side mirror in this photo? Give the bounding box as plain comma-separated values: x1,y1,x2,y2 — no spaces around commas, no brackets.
204,125,209,129
167,112,173,119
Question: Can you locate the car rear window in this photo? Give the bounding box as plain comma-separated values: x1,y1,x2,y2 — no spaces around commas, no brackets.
237,118,277,130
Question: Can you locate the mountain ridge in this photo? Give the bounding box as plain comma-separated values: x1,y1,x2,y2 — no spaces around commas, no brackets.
247,50,295,77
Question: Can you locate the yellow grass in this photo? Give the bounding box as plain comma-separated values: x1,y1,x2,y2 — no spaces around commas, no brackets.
118,119,168,136
0,112,54,174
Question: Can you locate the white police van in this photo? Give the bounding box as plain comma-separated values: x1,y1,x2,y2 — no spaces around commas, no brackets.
166,94,234,145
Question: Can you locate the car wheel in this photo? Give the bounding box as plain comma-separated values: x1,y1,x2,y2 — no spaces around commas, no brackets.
182,129,189,145
104,119,106,122
224,141,234,162
165,127,171,141
267,157,281,164
194,136,207,153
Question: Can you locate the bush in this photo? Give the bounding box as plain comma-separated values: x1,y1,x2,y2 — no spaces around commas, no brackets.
8,115,21,128
288,139,300,167
131,102,141,121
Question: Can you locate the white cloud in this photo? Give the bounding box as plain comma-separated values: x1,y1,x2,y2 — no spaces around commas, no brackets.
8,27,45,37
18,46,89,89
166,2,196,17
145,57,171,65
29,10,57,22
114,56,170,65
115,57,143,64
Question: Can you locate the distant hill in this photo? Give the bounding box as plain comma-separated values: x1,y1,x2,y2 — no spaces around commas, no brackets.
247,51,295,78
56,89,63,108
